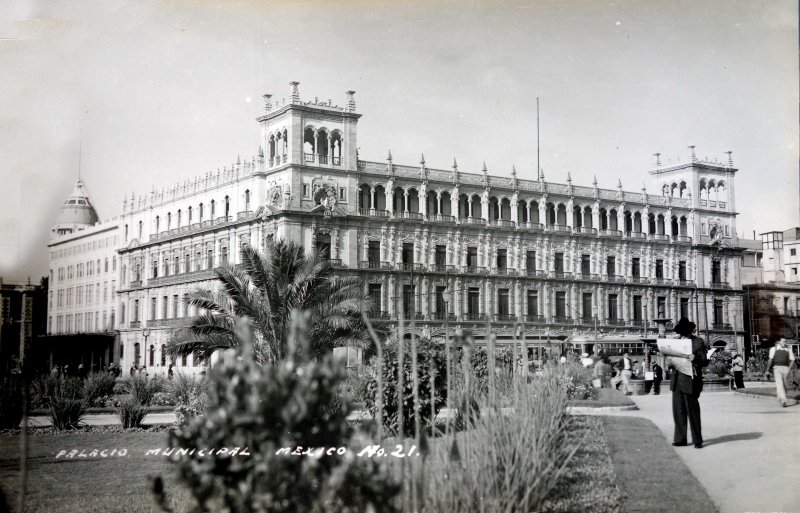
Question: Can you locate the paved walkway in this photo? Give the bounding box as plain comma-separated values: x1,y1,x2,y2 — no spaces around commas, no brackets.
25,412,176,427
588,389,800,513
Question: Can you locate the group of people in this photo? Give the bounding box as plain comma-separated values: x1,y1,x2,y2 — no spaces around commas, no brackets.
590,351,664,395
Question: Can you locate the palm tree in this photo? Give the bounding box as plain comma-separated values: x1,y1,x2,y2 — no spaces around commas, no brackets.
167,239,387,366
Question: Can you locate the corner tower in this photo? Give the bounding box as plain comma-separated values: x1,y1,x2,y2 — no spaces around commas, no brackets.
256,81,361,172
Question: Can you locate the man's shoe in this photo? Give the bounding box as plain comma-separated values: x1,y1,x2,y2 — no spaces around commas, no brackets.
782,402,788,408
694,443,703,449
672,442,687,447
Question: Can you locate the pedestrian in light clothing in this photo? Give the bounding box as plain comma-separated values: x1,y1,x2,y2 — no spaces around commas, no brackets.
668,317,709,449
730,353,745,390
620,352,634,395
766,338,796,407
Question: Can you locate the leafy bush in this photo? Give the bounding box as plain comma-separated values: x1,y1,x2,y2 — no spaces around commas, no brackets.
707,350,733,378
38,376,88,430
150,391,177,407
744,351,769,377
411,369,580,512
119,374,165,406
168,373,209,426
551,361,596,400
0,373,23,429
164,314,401,512
83,372,117,403
118,397,148,429
362,337,447,437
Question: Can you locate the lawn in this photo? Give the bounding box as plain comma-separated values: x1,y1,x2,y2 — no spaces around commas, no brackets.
0,428,193,513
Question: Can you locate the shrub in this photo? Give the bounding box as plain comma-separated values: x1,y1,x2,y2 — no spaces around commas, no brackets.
83,372,117,403
163,314,400,512
167,372,208,406
744,351,769,377
119,374,165,406
118,397,148,429
707,350,733,378
0,373,23,430
551,361,596,400
362,337,447,437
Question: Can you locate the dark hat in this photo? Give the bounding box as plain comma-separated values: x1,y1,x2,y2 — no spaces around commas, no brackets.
674,317,696,336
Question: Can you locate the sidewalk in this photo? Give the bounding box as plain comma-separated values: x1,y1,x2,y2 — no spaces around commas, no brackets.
591,390,800,513
25,412,176,428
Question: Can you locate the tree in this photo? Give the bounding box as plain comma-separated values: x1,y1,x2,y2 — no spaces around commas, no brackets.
167,239,387,366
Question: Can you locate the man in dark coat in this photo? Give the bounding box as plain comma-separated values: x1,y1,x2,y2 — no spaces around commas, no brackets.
668,317,710,449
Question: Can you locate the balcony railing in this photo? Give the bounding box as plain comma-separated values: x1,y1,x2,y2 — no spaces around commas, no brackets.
712,323,732,331
549,224,571,233
465,312,485,321
433,312,457,321
147,318,189,328
129,321,141,328
552,270,573,279
599,229,623,238
525,315,545,323
606,274,625,283
318,155,328,165
629,319,644,327
147,268,217,287
359,260,391,270
495,314,517,322
327,258,345,268
580,273,601,281
129,280,142,288
677,279,693,287
237,211,254,221
489,219,515,228
523,222,545,231
674,235,692,243
710,281,730,290
552,316,572,324
427,214,456,223
626,231,647,239
464,266,487,275
398,262,425,272
215,216,231,225
650,233,670,242
431,263,455,273
574,226,597,235
629,276,649,284
304,153,314,163
461,217,485,225
332,156,341,166
522,268,546,277
604,318,625,326
398,211,424,221
494,267,513,276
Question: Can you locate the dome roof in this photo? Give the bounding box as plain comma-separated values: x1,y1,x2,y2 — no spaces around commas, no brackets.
54,179,99,232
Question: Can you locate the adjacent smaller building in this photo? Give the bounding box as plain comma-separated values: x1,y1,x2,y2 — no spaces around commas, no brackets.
0,277,47,372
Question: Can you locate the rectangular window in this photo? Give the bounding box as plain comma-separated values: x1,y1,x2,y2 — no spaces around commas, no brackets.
655,259,664,279
607,256,616,276
435,245,447,268
497,249,507,271
402,243,414,267
679,261,687,282
196,251,203,271
526,251,536,273
467,247,478,270
582,292,593,321
185,253,191,273
339,187,346,201
207,250,214,269
555,291,567,319
368,241,381,266
435,286,447,317
713,299,723,325
608,294,618,321
368,284,382,314
554,252,564,274
633,295,643,321
791,248,797,256
657,296,666,318
402,284,415,316
221,247,228,265
134,299,140,322
162,296,168,319
581,254,591,276
172,295,179,318
711,260,722,284
497,288,510,317
527,290,539,318
303,184,310,197
150,297,157,320
631,258,640,278
467,288,480,317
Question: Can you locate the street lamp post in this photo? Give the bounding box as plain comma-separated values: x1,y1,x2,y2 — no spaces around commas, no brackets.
142,327,151,371
442,287,452,413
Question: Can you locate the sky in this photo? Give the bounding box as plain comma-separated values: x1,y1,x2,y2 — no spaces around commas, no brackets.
1,0,797,282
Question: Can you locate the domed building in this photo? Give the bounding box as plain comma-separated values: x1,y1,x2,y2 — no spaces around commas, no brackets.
53,179,99,236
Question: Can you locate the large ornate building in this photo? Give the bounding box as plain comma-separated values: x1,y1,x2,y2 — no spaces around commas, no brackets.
48,82,746,373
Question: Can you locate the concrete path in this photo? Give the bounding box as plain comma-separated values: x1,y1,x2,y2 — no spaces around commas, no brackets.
588,389,800,513
25,412,176,427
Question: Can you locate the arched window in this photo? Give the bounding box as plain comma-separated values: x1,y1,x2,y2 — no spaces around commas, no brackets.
210,200,215,218
104,259,109,272
161,344,167,366
112,257,116,271
181,352,188,367
188,206,193,224
138,221,143,239
224,196,230,218
120,302,126,324
245,190,250,211
149,345,155,367
177,209,182,228
199,203,204,222
167,212,172,230
134,343,141,367
124,224,129,241
155,216,160,233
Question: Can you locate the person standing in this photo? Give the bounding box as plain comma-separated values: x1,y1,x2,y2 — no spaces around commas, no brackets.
620,352,634,395
766,337,796,407
651,361,663,395
668,317,709,449
594,356,612,388
730,353,745,390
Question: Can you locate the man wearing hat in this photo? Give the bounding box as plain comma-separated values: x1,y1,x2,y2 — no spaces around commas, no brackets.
668,317,710,449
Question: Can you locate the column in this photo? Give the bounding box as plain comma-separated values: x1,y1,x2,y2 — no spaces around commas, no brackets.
313,132,319,162
404,190,409,213
370,187,376,210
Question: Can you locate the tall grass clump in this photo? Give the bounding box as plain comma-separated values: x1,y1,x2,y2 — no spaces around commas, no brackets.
83,372,117,404
551,360,596,400
119,374,165,406
119,397,148,429
35,376,88,430
403,368,580,513
169,372,210,427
